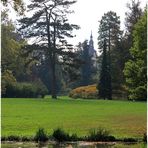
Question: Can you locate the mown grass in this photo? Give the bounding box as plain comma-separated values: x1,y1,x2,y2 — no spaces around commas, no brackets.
1,96,146,139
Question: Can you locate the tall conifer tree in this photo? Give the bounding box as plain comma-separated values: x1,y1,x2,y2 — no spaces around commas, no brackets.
98,11,122,92
98,39,112,99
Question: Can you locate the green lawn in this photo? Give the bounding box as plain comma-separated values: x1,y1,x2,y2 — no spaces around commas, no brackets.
1,96,147,138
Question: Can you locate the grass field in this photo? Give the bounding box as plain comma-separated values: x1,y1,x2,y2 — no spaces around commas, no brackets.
1,96,147,139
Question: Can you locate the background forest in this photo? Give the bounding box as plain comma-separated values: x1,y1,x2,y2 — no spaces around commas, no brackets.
1,0,147,101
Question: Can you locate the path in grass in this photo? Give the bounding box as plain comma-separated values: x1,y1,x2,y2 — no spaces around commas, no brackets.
1,97,146,138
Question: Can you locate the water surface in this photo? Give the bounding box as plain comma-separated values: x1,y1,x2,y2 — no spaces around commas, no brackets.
1,141,147,148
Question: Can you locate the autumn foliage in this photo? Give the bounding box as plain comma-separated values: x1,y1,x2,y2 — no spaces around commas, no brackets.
69,84,98,99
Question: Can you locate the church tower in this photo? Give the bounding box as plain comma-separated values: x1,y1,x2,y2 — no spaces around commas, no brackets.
88,31,97,66
89,31,95,56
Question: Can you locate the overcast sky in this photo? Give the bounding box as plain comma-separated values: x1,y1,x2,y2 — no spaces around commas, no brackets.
6,0,147,51
67,0,147,50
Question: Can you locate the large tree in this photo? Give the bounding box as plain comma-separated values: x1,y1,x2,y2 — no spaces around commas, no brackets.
1,11,33,95
125,0,142,36
1,11,28,80
19,0,79,99
98,11,122,93
124,10,147,101
98,11,122,51
123,0,143,62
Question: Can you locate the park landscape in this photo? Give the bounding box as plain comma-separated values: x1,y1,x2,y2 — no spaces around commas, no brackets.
1,0,147,147
1,97,147,147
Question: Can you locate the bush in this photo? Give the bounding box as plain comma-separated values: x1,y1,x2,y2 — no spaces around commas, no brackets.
18,83,36,98
21,136,32,141
7,135,20,141
1,70,16,95
33,80,48,98
123,137,137,142
52,128,80,142
34,128,48,142
1,136,7,141
87,128,115,142
69,84,98,99
2,80,48,98
52,128,70,142
70,133,79,141
143,133,147,142
128,85,147,101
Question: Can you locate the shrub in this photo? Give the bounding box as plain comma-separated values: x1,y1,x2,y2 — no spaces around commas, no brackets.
2,80,48,98
18,83,36,98
1,70,16,96
52,128,70,142
34,128,48,142
1,136,7,141
21,136,31,141
52,128,79,142
33,80,48,98
123,137,137,142
87,128,115,142
143,133,147,142
7,135,20,141
69,84,98,99
107,135,116,141
70,133,79,141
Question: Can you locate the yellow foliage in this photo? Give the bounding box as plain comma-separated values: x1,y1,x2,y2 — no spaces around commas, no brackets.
69,84,98,99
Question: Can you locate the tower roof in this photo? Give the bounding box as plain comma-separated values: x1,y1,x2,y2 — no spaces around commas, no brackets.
89,31,96,56
90,31,93,39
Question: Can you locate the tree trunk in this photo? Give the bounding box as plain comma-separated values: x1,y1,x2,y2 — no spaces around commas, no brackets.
51,56,57,99
45,8,57,99
108,27,112,100
51,18,57,99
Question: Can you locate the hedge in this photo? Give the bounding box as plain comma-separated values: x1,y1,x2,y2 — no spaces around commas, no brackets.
2,80,48,98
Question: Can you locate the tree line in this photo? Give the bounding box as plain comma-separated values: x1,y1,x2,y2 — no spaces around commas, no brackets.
97,0,146,101
1,0,147,101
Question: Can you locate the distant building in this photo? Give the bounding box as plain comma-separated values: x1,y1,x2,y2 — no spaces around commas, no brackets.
88,32,97,67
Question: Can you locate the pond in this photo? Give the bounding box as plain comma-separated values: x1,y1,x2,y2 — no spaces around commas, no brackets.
1,141,147,148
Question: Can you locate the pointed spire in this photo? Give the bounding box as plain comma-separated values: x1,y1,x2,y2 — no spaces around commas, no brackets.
90,30,93,39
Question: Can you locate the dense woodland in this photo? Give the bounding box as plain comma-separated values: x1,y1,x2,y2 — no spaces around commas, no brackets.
1,0,147,101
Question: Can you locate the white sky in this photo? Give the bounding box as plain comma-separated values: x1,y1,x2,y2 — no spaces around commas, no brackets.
67,0,147,50
6,0,147,51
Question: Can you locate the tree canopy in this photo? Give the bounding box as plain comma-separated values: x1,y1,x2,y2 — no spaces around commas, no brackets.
124,10,147,101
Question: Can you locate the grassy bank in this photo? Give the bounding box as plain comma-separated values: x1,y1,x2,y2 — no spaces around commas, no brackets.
1,96,146,138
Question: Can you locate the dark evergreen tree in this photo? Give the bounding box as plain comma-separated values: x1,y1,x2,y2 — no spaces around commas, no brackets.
98,11,122,51
98,11,122,93
18,0,79,99
97,39,112,100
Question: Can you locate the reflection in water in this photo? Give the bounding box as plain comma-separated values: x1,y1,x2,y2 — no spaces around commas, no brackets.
1,142,147,148
28,142,147,148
